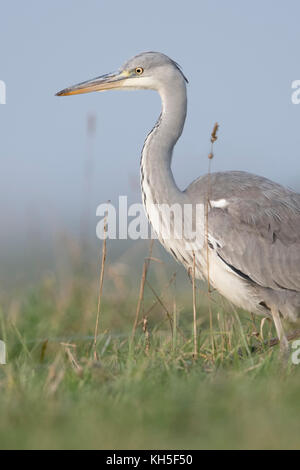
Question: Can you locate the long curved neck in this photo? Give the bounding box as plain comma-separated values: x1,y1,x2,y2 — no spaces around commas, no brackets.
140,78,187,207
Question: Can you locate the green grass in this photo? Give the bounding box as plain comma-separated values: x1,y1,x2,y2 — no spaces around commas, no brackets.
0,243,300,450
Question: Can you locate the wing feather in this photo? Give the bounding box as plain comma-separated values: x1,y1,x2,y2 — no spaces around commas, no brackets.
186,171,300,292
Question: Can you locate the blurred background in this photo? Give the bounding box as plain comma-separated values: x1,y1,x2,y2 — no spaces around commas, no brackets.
0,0,300,294
1,1,300,450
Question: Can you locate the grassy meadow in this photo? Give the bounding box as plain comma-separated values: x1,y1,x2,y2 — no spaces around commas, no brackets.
0,236,300,450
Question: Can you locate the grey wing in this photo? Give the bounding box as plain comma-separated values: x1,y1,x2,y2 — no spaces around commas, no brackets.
187,171,300,292
209,200,300,292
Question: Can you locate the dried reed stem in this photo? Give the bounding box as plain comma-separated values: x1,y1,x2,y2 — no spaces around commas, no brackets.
44,354,65,396
145,279,173,333
206,123,219,357
143,316,150,355
131,240,153,343
93,212,108,360
144,271,177,318
144,273,186,341
64,345,83,376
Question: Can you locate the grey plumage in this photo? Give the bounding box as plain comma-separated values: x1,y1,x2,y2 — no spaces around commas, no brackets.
186,171,300,321
57,51,300,350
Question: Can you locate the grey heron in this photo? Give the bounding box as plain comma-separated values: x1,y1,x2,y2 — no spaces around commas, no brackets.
56,52,300,352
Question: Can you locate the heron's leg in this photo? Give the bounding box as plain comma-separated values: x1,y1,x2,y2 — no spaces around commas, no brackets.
270,306,289,356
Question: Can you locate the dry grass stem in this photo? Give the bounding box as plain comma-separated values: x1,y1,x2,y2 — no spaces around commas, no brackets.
131,240,154,343
143,316,150,355
145,279,173,334
64,345,83,376
205,123,220,356
44,355,65,396
259,317,272,341
144,271,177,317
93,211,108,360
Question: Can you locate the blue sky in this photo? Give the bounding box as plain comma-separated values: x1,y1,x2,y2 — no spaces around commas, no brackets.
1,0,300,245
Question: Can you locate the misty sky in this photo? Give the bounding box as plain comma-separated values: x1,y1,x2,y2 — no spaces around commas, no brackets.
1,0,300,247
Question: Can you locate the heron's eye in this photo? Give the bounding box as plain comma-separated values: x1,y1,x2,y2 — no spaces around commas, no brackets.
135,67,144,75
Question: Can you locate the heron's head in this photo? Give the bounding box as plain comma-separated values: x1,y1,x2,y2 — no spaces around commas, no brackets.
56,52,188,97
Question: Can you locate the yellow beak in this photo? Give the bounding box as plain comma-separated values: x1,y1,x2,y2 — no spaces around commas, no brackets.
56,71,129,96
